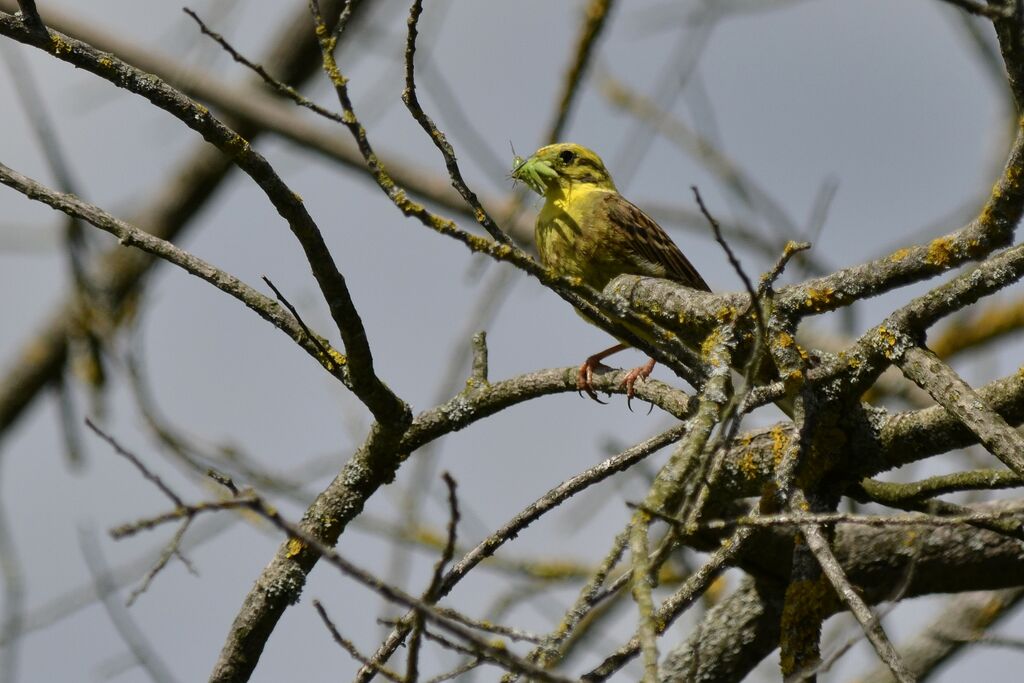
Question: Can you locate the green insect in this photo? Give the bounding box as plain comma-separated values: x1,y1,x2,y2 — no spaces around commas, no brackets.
510,153,558,195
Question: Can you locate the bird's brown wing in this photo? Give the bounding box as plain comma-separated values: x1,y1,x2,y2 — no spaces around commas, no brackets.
601,193,711,292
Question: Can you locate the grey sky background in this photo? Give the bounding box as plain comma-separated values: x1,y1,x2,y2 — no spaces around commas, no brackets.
1,0,1022,681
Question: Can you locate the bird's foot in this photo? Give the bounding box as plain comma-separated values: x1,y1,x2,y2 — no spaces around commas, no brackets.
577,357,614,404
621,358,656,411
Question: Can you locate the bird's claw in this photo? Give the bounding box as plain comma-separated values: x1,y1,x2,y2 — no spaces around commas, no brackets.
577,359,611,404
621,359,656,412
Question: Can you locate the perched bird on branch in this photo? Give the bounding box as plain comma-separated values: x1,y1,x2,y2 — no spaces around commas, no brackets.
512,142,710,403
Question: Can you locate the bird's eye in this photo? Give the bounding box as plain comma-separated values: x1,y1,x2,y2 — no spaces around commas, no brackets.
558,150,576,165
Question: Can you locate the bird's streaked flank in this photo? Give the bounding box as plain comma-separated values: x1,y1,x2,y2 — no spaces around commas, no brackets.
512,143,710,403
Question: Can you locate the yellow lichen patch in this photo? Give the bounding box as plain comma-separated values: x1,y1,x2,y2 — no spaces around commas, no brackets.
50,34,73,55
775,332,795,349
464,233,491,253
770,425,789,467
1005,161,1022,191
715,305,737,323
321,51,346,87
653,614,668,632
701,329,723,361
803,286,835,312
740,452,761,482
888,247,911,262
285,538,305,558
779,575,836,675
464,377,489,391
223,134,250,158
876,325,898,359
925,236,955,266
319,347,347,372
736,435,759,480
979,200,995,226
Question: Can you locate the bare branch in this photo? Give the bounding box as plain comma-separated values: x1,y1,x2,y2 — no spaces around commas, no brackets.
897,345,1024,477
401,0,511,245
797,514,913,683
545,0,616,142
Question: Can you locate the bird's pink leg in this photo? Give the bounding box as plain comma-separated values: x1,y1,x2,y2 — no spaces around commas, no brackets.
577,343,628,403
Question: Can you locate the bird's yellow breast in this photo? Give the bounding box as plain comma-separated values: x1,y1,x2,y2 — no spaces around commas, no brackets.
535,185,608,287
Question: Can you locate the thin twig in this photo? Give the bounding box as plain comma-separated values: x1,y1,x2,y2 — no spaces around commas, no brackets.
545,0,616,142
363,424,688,681
260,276,335,369
85,418,184,508
125,518,195,607
183,7,347,126
313,600,405,683
631,501,1024,531
794,491,914,683
402,0,511,244
692,185,762,332
583,524,756,680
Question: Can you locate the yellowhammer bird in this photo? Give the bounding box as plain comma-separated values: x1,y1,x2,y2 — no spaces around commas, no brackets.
512,142,710,403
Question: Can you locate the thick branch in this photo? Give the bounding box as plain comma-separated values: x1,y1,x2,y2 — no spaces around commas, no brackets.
660,500,1024,682
659,578,783,683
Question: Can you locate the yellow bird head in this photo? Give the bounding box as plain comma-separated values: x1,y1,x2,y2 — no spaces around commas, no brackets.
511,143,617,198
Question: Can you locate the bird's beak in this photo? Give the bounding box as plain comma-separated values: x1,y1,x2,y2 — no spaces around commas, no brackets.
511,153,557,196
